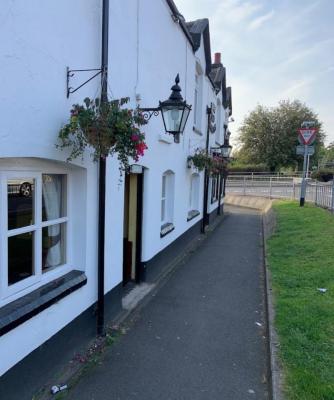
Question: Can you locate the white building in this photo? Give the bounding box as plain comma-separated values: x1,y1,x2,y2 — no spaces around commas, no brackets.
0,0,232,395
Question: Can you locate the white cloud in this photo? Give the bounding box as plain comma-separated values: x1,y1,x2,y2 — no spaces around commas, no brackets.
248,10,275,30
175,0,334,143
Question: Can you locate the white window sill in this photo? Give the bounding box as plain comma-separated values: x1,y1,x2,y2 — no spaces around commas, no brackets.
158,133,173,144
193,126,203,136
0,270,87,336
160,223,175,238
187,210,200,222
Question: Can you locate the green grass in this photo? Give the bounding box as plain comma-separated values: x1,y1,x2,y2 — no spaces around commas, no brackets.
267,201,334,400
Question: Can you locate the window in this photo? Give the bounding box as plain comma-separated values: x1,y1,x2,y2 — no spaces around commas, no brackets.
194,75,199,126
1,172,68,297
188,173,200,221
210,174,220,204
193,63,203,133
160,171,175,237
215,100,222,144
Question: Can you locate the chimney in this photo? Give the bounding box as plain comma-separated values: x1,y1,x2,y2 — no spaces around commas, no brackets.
214,52,221,64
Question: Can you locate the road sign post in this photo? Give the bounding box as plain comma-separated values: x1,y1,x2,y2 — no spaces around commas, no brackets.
298,122,317,207
300,144,308,206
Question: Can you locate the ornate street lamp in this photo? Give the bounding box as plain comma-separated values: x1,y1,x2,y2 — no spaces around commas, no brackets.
140,74,192,143
220,142,232,159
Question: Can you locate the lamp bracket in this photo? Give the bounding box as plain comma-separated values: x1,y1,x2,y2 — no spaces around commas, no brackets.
66,67,104,98
138,107,160,122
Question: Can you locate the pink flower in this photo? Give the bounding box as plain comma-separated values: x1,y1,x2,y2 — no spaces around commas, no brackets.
131,134,139,142
135,142,148,157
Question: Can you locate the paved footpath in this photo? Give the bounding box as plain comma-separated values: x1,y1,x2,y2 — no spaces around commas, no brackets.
68,206,270,400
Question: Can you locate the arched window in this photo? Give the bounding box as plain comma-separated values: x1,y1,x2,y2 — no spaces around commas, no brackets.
160,170,175,237
187,173,200,221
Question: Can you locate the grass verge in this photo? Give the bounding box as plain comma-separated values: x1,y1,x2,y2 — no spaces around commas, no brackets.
267,201,334,400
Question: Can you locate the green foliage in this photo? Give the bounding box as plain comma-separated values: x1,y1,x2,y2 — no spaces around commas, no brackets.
187,149,212,171
229,163,268,173
187,149,226,174
319,142,334,168
237,100,325,171
267,202,334,399
311,169,334,182
57,97,148,174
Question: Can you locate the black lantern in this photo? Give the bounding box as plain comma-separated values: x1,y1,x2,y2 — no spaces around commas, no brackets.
140,74,192,143
221,143,232,159
159,74,191,141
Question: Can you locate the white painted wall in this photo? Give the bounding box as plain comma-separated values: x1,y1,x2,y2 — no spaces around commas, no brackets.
0,0,230,375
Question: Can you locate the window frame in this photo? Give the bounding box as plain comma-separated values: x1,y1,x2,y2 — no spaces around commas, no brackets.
0,169,70,303
189,173,200,212
160,171,175,229
210,174,220,204
215,100,222,144
161,174,167,225
193,63,204,134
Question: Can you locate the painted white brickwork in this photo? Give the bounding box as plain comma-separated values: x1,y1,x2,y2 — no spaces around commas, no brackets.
0,0,231,375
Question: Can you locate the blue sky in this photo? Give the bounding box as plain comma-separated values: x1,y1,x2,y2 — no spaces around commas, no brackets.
176,0,334,145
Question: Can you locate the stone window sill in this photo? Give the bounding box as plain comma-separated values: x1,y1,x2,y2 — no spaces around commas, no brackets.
187,210,200,222
193,126,203,136
160,223,175,238
0,270,87,336
158,133,173,144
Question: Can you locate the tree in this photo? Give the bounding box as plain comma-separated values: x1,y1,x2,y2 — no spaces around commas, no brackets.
237,100,325,171
320,142,334,167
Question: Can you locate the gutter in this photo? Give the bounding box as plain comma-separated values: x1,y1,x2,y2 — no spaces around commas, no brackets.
97,0,109,336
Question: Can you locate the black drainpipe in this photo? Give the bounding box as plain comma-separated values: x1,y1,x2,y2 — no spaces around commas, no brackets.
217,171,223,215
201,105,211,234
97,0,109,336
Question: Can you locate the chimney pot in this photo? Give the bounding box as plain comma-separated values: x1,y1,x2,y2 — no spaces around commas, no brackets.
214,52,221,64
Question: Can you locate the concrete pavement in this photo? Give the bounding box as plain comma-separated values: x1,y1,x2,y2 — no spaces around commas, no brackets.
67,206,270,400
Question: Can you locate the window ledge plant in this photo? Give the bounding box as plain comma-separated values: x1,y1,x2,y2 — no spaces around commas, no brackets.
57,97,148,174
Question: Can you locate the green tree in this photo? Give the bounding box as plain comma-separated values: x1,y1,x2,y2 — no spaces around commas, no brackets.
320,142,334,167
237,100,325,171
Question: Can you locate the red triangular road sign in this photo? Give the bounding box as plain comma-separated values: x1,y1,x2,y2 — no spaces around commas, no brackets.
298,128,317,145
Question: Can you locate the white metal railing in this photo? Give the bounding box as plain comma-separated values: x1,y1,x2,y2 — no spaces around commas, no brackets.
226,175,334,212
228,171,305,178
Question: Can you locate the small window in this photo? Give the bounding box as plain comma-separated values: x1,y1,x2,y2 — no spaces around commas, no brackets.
193,65,203,133
188,174,200,221
215,100,222,144
160,171,175,236
211,174,220,204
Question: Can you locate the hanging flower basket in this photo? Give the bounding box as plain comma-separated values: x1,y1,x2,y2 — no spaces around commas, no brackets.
57,97,148,174
187,149,213,172
210,154,227,175
187,149,228,174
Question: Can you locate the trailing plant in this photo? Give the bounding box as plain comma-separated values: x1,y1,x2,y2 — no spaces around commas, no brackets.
57,97,148,174
211,154,227,175
187,149,227,174
187,149,212,171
